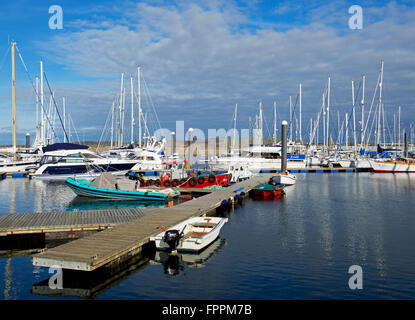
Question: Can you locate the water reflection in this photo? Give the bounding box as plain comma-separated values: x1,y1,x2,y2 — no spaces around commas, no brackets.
66,197,169,211
31,253,151,299
149,238,227,276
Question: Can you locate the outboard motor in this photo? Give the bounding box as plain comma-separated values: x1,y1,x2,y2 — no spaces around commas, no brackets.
163,229,182,251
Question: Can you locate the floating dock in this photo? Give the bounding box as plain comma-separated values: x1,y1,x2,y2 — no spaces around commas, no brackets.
0,208,148,237
31,175,269,271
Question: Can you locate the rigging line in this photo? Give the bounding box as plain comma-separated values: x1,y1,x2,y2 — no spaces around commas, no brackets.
15,45,58,140
43,71,70,142
0,45,10,72
67,113,81,144
97,103,113,152
337,80,362,154
141,74,162,130
363,71,381,145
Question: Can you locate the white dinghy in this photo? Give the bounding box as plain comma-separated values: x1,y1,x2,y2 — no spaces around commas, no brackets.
150,217,228,253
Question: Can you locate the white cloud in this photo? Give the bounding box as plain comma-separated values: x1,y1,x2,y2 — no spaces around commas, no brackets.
29,0,415,140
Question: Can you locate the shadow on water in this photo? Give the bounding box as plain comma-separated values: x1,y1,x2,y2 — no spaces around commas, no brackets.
66,197,171,211
30,238,227,299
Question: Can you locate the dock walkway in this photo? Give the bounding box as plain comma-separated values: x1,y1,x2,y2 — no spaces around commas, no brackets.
32,175,269,271
0,208,147,237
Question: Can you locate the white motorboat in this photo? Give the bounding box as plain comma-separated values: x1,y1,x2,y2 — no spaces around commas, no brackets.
273,173,297,185
0,153,39,173
150,216,228,253
209,145,306,171
29,143,139,180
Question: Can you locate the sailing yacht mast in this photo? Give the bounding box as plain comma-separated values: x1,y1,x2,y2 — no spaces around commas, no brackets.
259,101,263,145
323,92,326,153
352,80,357,154
327,77,331,149
398,105,401,148
377,61,384,146
137,66,142,147
40,61,45,147
232,103,238,150
273,100,277,145
63,97,66,143
118,73,124,147
361,75,365,148
110,101,114,149
289,96,292,141
130,76,134,144
11,42,17,156
299,83,302,143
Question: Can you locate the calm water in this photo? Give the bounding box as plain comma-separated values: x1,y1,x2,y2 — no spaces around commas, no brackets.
0,173,414,299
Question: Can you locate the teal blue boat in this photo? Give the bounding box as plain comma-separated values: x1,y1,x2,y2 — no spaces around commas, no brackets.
65,173,180,201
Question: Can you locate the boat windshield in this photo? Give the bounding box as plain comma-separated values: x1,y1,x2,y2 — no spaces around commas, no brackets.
39,152,101,165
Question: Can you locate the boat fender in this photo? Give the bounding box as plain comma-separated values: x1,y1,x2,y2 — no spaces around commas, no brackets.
208,175,215,183
188,177,197,187
179,178,187,186
197,177,205,184
163,180,171,187
235,194,240,199
172,179,179,187
240,191,246,196
155,179,161,187
221,199,228,205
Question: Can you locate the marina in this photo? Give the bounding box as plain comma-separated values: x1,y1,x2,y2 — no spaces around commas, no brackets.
1,0,415,306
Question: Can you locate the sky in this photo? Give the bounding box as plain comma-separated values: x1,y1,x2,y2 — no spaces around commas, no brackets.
0,0,415,145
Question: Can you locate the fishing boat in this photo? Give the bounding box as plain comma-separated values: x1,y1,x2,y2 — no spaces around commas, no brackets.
65,172,180,201
130,159,230,189
368,158,415,173
150,216,228,253
29,143,139,180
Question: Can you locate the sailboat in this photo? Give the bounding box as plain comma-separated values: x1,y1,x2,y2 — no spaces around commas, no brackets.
0,41,40,173
208,101,306,171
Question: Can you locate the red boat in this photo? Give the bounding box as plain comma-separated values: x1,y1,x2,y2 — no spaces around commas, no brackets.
253,183,285,199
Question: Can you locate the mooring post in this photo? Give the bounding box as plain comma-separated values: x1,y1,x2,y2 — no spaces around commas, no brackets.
171,131,176,156
25,133,30,153
281,120,287,175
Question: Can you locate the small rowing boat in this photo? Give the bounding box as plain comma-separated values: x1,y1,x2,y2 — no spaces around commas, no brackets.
65,172,180,201
150,216,228,253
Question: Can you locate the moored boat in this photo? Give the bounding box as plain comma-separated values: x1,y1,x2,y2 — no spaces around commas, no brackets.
369,158,415,173
253,183,285,198
150,216,228,253
65,172,180,201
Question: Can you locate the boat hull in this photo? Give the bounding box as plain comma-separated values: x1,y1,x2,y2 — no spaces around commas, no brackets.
65,178,178,201
150,217,228,253
369,160,415,173
274,174,296,185
140,173,230,189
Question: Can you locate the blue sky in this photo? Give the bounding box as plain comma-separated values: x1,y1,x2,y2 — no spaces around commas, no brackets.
1,0,415,144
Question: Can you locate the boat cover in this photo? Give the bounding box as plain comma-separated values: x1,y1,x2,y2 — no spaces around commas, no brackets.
90,172,118,190
42,143,89,153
